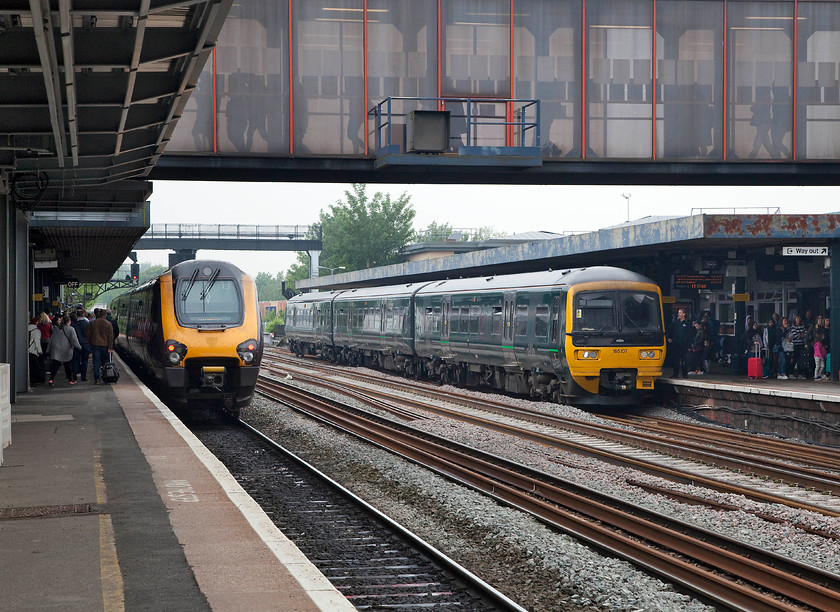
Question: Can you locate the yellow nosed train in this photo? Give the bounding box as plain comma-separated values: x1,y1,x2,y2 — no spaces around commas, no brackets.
111,260,262,417
286,266,665,407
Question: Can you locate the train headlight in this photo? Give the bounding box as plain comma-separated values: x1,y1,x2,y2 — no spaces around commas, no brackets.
576,350,600,360
165,339,188,365
237,339,258,364
639,350,661,359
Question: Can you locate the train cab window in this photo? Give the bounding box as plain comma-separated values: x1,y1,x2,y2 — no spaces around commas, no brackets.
573,292,617,332
535,305,550,338
572,290,662,336
176,277,243,327
514,305,529,336
621,292,662,333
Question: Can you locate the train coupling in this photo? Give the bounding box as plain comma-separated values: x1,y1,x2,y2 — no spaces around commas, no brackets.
201,366,226,389
598,369,637,395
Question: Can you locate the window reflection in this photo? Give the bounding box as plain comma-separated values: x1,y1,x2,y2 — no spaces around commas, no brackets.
586,0,653,158
727,1,793,160
656,1,723,159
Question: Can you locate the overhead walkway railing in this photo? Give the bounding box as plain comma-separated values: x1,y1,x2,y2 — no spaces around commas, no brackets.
369,96,542,169
135,224,322,253
144,224,315,240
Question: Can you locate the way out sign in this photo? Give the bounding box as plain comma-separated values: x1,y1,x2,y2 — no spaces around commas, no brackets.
783,246,828,256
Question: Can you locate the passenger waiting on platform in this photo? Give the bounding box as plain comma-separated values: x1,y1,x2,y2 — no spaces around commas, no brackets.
763,318,781,378
686,320,707,375
824,317,831,380
47,314,81,387
805,314,825,379
71,311,91,382
27,317,43,387
788,315,807,378
88,309,115,385
666,308,692,377
814,331,829,381
743,320,764,362
37,312,52,356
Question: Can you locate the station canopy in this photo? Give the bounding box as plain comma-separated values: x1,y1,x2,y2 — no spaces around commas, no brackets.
1,0,232,282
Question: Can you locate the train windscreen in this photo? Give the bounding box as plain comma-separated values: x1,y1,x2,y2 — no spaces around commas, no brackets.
175,277,243,326
572,290,662,344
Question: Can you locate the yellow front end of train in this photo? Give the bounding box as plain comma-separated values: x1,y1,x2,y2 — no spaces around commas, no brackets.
564,280,665,400
157,264,262,414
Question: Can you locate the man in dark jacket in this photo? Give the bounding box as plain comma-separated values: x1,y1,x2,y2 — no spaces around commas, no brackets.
88,309,114,385
666,308,691,377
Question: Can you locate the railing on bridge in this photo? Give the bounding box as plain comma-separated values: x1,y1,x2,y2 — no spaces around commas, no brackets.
143,224,318,241
369,96,540,155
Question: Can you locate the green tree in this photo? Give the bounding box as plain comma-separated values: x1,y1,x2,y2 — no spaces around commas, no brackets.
285,184,416,288
419,221,453,242
254,271,286,301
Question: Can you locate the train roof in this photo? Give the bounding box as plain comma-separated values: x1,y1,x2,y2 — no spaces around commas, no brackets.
169,259,249,280
415,267,656,295
288,267,657,304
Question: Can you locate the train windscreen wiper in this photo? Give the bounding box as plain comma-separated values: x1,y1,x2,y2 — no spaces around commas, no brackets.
623,313,646,335
181,269,199,301
200,268,221,301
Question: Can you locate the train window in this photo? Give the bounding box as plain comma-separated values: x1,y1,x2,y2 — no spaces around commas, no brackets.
514,305,528,336
573,292,617,332
176,278,243,326
433,306,441,333
572,290,662,334
621,292,662,333
535,305,550,338
491,306,502,335
470,306,480,334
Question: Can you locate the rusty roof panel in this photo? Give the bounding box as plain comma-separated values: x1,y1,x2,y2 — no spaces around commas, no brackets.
705,214,840,239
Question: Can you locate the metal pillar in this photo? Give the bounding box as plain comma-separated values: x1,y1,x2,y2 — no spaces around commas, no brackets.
831,241,840,381
0,185,30,400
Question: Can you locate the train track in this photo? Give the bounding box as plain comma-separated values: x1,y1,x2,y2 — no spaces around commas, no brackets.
263,350,840,517
254,373,840,611
188,415,525,611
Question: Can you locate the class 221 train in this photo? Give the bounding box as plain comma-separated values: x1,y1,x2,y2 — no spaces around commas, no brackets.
112,260,263,416
286,267,666,406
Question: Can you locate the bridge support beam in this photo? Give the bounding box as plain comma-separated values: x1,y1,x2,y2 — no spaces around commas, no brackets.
168,249,197,267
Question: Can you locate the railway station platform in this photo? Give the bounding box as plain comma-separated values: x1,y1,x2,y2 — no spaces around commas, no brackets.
659,368,840,447
0,356,354,612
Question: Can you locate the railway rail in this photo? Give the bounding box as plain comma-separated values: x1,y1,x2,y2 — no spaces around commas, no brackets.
188,416,526,611
254,373,840,611
263,350,840,517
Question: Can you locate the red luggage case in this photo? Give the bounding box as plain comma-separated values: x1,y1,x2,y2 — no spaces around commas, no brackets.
748,347,763,379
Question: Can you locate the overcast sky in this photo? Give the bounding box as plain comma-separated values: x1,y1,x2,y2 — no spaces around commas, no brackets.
143,181,840,278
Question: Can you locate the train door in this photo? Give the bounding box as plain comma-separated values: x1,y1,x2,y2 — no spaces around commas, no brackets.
502,292,516,364
441,295,453,357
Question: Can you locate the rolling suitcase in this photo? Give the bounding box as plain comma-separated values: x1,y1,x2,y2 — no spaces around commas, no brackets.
101,352,120,384
747,346,763,379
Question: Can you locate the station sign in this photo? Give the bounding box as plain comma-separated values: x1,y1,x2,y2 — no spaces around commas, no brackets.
783,246,828,256
674,273,724,290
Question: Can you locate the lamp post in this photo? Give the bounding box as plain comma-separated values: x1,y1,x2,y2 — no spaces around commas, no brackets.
318,265,346,276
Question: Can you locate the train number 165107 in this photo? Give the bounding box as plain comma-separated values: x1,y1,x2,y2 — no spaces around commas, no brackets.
613,348,628,354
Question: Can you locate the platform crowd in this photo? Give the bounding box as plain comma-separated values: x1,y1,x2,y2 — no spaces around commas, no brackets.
666,308,831,381
27,308,117,389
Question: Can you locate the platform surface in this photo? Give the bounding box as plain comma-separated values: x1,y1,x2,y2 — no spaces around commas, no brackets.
0,356,354,612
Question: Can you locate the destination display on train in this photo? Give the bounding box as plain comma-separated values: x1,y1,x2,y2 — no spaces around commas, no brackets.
673,274,724,290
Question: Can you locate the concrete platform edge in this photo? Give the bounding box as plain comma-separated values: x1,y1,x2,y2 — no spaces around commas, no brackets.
117,367,354,612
